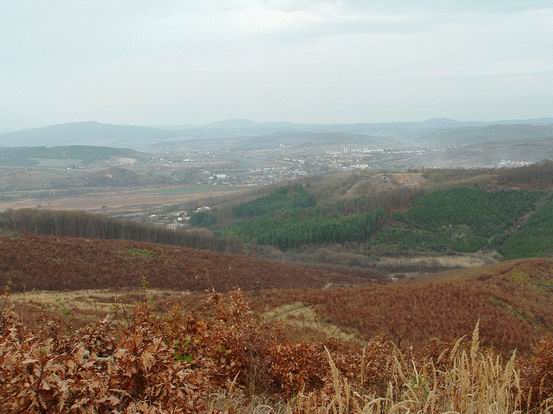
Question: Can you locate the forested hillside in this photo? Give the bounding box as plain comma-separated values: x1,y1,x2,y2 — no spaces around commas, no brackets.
226,209,383,249
0,209,241,253
372,187,543,252
4,164,553,267
498,160,553,187
500,197,553,258
218,180,549,257
221,184,385,249
232,184,316,218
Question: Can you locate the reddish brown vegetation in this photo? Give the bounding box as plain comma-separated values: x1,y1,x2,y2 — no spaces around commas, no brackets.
254,260,553,354
0,292,391,412
1,291,553,412
0,234,376,292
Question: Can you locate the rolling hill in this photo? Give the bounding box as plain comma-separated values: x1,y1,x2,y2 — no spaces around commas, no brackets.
0,121,181,149
2,212,553,411
414,137,553,168
413,124,553,146
201,117,553,138
157,131,395,152
2,229,553,355
0,233,377,292
0,145,146,167
259,258,553,353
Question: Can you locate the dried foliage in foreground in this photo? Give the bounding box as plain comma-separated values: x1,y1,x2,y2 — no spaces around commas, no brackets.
1,291,553,413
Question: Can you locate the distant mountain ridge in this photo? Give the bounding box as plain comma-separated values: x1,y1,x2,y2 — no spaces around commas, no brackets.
0,121,182,149
200,117,553,134
1,117,552,151
412,123,553,145
0,145,145,167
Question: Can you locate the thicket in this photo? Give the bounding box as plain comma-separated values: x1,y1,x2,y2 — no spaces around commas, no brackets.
419,167,494,184
232,184,316,218
0,209,241,253
226,209,384,250
1,291,553,412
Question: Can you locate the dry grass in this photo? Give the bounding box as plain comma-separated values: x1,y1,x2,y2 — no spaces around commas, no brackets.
220,324,553,413
264,302,359,343
9,288,193,327
2,288,553,413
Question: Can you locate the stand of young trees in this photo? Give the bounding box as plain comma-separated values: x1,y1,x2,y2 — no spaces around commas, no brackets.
226,209,384,250
0,209,243,253
498,160,553,187
189,210,217,227
232,184,316,218
372,187,543,253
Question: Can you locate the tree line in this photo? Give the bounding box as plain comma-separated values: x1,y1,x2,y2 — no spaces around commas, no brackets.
0,209,242,253
497,160,553,187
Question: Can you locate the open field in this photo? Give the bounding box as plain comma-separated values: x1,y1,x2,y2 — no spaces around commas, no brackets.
9,288,196,328
373,251,498,275
0,184,241,214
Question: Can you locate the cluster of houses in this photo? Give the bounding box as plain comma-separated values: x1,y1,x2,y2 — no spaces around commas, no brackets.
147,206,211,230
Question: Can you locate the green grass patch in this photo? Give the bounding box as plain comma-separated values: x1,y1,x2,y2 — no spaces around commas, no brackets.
125,248,157,258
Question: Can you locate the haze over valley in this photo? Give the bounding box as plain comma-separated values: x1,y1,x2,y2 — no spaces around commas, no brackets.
2,1,553,412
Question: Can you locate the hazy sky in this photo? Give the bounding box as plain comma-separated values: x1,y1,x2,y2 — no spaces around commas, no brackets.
1,0,552,129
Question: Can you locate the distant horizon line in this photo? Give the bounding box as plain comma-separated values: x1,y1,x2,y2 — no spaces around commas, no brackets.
2,115,553,132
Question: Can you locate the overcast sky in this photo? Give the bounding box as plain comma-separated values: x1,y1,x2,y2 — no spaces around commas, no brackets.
1,0,552,129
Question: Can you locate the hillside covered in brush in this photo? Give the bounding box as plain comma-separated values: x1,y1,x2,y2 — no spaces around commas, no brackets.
2,270,553,412
256,259,553,354
2,230,553,356
0,234,377,292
